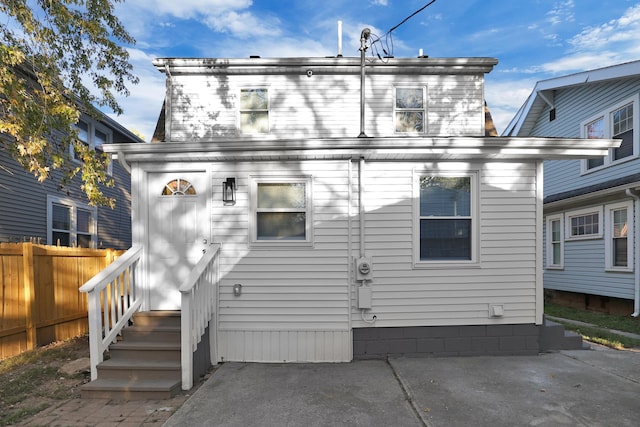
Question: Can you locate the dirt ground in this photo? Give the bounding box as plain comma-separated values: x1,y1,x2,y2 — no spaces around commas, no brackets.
0,335,93,426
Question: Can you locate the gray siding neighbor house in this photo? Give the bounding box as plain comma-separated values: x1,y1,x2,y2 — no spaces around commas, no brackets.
504,60,640,317
0,114,144,249
98,54,617,366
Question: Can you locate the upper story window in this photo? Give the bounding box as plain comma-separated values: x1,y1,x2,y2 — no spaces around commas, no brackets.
240,88,269,134
414,172,478,265
582,95,638,173
395,87,426,134
73,118,113,175
47,195,97,248
250,177,312,245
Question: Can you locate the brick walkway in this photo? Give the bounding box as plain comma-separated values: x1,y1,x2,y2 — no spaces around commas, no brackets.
16,393,192,427
12,351,211,426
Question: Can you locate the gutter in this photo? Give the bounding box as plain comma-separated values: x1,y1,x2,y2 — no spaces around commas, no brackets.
625,188,640,317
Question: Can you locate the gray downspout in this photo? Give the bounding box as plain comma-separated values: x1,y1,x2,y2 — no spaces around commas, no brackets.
625,188,640,317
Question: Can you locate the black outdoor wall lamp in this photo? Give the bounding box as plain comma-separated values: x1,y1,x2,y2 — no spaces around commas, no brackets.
222,177,236,205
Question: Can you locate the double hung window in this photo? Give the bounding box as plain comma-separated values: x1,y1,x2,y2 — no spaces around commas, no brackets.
48,195,97,248
415,173,477,263
545,214,564,269
73,118,113,175
250,177,311,244
605,201,633,271
240,88,269,134
582,95,638,172
395,87,426,134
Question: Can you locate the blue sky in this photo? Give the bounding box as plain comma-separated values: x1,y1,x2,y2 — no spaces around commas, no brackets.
109,0,640,140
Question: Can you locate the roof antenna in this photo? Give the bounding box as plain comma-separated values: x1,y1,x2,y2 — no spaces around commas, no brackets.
337,21,343,57
358,28,371,138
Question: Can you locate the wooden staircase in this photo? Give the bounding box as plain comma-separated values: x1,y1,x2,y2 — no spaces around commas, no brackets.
81,311,182,400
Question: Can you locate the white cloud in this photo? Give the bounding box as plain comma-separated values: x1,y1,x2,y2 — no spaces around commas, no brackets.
546,0,575,25
539,4,640,74
203,10,282,38
371,0,388,5
568,4,640,51
485,79,538,134
133,0,252,20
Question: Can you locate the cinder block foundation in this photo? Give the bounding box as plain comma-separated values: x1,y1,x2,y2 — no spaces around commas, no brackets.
353,324,541,359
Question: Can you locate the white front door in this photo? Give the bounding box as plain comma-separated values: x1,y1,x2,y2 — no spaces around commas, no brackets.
147,171,210,310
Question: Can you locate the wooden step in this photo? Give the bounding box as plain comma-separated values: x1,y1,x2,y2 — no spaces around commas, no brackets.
81,310,183,400
96,359,181,381
121,325,181,343
81,378,181,400
108,341,180,362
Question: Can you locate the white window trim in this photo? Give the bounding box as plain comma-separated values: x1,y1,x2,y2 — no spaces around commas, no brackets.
249,175,313,247
393,86,428,135
604,200,634,272
72,118,113,176
565,206,603,240
581,94,639,174
545,213,564,269
238,86,270,135
47,195,97,248
412,169,479,268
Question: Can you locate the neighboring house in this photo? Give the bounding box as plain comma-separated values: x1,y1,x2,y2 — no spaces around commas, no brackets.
103,54,616,364
0,113,144,249
503,60,640,317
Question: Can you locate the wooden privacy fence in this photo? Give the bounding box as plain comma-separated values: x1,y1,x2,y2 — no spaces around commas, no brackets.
0,242,124,360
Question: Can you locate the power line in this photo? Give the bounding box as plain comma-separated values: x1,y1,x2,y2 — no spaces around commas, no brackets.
370,0,437,58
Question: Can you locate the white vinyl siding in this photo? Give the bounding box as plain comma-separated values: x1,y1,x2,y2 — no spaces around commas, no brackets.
208,159,540,361
166,73,485,141
212,161,351,362
354,161,539,328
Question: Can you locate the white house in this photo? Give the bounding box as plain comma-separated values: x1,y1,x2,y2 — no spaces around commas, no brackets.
81,52,617,397
504,60,640,317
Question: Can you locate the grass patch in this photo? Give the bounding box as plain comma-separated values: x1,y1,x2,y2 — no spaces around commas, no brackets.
0,336,89,426
545,302,640,349
545,302,640,334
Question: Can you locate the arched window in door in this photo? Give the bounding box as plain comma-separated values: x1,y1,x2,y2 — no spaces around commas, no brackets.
161,179,197,196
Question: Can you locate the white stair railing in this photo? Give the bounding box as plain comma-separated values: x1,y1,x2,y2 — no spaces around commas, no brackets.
179,244,220,390
79,246,143,380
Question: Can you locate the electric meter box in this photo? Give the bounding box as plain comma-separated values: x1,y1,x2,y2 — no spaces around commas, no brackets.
355,257,372,281
358,286,372,309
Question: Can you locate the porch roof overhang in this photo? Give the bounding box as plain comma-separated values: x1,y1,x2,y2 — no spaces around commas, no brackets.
104,137,618,163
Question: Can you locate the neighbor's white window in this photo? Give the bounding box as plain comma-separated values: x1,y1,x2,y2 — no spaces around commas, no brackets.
582,94,639,172
605,201,633,271
395,87,426,133
73,118,113,175
415,172,478,264
546,214,564,269
47,195,97,248
565,206,602,239
250,177,311,244
240,88,269,134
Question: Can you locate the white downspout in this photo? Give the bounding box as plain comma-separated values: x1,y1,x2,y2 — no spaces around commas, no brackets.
625,188,640,317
